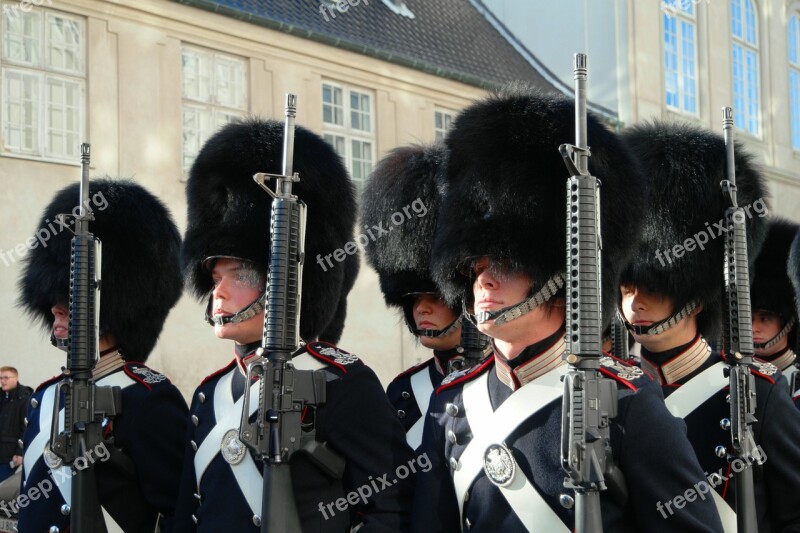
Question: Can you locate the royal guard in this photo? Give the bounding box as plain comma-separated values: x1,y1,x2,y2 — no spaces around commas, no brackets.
619,121,800,530
750,219,800,401
176,117,414,531
17,179,188,532
412,88,722,531
361,144,487,449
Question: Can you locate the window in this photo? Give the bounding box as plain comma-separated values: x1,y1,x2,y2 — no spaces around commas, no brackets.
1,5,85,162
789,14,800,148
731,0,759,135
434,109,454,142
663,0,698,114
181,46,248,174
322,82,375,189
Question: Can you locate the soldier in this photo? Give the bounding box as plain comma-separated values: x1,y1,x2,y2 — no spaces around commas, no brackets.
750,219,800,401
412,88,723,531
361,144,487,449
618,121,800,530
790,228,800,407
17,179,188,532
176,118,414,531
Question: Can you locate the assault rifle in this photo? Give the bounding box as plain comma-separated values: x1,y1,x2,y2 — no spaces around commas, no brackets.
559,53,622,533
239,95,344,532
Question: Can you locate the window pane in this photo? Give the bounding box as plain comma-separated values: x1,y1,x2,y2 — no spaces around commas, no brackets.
3,9,40,65
46,76,81,159
214,55,246,110
322,84,344,126
182,49,211,103
731,0,742,39
732,45,745,129
46,13,84,74
744,0,756,46
664,14,679,108
746,50,759,134
350,91,370,132
681,20,696,113
791,69,800,148
182,105,215,172
323,133,346,159
3,68,39,153
791,17,798,66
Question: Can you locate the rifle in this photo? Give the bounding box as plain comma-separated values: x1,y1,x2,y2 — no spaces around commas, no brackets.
559,53,621,533
610,313,631,362
49,143,122,532
239,95,343,532
453,317,489,373
720,107,762,533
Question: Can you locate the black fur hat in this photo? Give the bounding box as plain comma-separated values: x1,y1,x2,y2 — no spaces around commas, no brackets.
360,144,445,308
182,118,358,341
751,219,799,320
620,121,769,339
18,179,183,361
318,251,359,344
787,231,800,342
430,88,647,327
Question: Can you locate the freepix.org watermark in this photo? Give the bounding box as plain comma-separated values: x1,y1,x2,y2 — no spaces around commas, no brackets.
654,198,767,267
0,441,111,517
2,0,52,19
656,445,766,519
319,0,369,22
316,197,428,272
317,452,431,520
0,191,109,268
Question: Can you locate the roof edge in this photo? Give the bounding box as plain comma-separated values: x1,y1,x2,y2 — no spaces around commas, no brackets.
175,0,504,90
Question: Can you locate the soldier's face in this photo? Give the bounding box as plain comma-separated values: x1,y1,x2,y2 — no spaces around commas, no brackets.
620,285,699,352
210,258,265,345
470,257,562,349
50,304,68,340
412,293,461,350
752,309,788,356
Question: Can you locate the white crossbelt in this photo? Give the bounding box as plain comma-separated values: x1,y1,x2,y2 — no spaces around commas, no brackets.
23,372,132,530
455,366,570,532
194,353,326,517
663,361,736,532
406,368,435,449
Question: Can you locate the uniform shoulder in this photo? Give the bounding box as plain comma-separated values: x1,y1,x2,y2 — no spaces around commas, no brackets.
200,359,237,386
599,355,653,392
35,374,62,393
305,341,364,375
122,362,174,390
390,358,435,384
436,356,493,394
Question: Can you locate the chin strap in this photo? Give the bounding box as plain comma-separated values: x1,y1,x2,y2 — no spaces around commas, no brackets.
619,300,699,336
205,292,267,326
50,334,69,352
467,273,565,326
754,316,796,350
414,316,462,338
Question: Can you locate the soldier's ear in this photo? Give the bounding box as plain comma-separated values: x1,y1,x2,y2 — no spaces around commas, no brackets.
689,303,704,317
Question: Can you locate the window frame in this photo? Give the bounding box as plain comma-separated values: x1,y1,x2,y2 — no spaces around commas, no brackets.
730,0,761,136
663,0,699,115
321,80,375,189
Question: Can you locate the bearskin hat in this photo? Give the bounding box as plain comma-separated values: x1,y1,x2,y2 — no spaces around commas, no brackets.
18,179,183,361
430,87,647,327
620,120,769,339
318,251,359,344
182,118,358,341
360,144,446,308
787,226,800,349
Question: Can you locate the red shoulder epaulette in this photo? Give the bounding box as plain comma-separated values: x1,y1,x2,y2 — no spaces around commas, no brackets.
123,362,171,391
35,374,63,393
306,341,363,374
201,359,237,385
436,356,494,394
390,358,435,383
